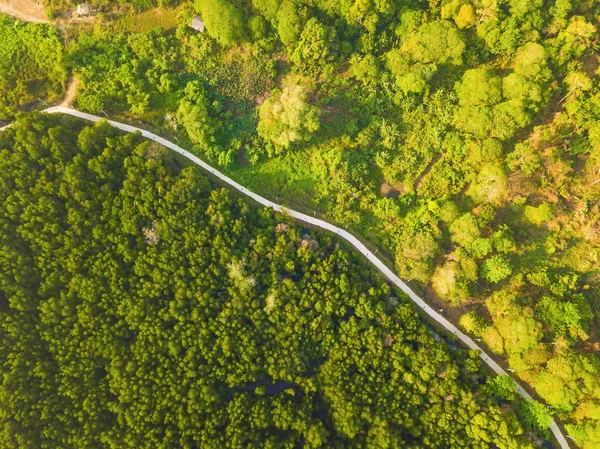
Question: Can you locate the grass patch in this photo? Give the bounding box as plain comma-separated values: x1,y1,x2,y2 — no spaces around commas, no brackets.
230,150,320,207
110,6,184,33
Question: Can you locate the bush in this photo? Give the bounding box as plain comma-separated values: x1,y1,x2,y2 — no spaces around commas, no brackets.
482,255,513,283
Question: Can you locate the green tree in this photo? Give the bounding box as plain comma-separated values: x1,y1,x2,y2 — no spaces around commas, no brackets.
403,20,466,65
449,212,480,248
518,400,553,431
469,163,508,205
195,0,245,47
396,230,439,283
523,203,553,226
455,4,475,29
0,15,66,119
177,81,221,156
482,255,513,283
506,142,542,175
277,0,305,47
349,53,379,84
457,69,503,107
513,43,552,83
486,375,518,401
257,82,320,150
252,0,280,23
292,18,336,72
0,113,538,449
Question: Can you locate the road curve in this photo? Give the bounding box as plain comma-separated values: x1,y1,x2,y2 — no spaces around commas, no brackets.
3,106,572,449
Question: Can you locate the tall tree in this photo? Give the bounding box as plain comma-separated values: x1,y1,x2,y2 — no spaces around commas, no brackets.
195,0,245,46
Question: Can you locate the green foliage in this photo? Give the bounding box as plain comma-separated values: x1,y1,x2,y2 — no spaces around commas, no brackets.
350,53,379,84
277,0,305,47
257,82,320,151
469,163,508,205
396,229,439,283
506,142,541,175
431,260,473,304
486,375,518,401
482,255,513,283
459,311,488,336
454,4,475,29
518,400,553,431
535,295,592,341
248,15,268,41
523,203,553,226
483,293,543,355
177,80,221,157
70,29,181,114
450,213,480,248
0,113,537,449
457,69,503,107
292,18,337,73
394,206,441,283
252,0,280,23
533,354,600,416
43,1,600,444
550,16,596,65
195,0,245,47
403,20,465,65
0,15,66,120
491,228,516,254
472,238,493,258
386,48,437,95
513,43,552,83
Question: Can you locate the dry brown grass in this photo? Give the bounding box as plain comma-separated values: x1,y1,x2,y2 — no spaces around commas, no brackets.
0,0,48,22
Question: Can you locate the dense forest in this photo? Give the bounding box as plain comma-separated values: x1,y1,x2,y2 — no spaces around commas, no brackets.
0,15,66,120
59,1,600,445
1,0,600,446
0,113,546,448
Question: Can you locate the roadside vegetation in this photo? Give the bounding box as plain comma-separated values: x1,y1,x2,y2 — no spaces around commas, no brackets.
0,14,66,120
0,113,546,448
1,0,600,446
62,2,600,444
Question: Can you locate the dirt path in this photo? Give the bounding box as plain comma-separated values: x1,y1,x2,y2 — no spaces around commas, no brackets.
413,154,442,192
0,0,48,23
60,77,79,107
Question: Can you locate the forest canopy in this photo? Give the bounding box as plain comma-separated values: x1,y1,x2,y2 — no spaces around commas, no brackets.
1,0,600,446
0,114,540,448
0,15,66,120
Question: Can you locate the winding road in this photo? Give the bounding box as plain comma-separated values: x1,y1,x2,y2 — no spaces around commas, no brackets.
2,106,572,449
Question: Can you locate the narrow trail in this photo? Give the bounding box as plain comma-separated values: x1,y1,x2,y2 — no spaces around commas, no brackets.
60,77,79,107
1,106,573,449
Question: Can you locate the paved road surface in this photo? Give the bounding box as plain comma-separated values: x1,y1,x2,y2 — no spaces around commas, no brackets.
2,106,572,449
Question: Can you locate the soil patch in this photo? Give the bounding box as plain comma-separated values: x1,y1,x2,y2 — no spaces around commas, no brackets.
380,181,405,199
0,0,48,22
60,77,79,107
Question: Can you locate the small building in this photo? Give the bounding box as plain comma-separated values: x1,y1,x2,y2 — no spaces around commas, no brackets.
190,15,205,33
76,3,91,15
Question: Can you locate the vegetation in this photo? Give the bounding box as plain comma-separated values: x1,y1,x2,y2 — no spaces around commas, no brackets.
108,6,184,34
3,0,600,446
42,0,183,15
0,113,542,448
0,15,66,120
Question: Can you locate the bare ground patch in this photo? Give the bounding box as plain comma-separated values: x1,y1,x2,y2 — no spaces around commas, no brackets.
0,0,48,22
